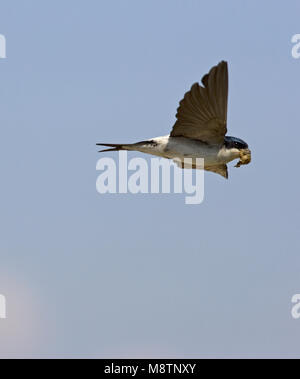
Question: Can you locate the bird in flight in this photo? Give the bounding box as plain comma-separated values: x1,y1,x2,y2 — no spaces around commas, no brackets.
97,61,251,178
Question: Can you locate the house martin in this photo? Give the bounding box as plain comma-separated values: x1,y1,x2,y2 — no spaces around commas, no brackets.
97,61,251,178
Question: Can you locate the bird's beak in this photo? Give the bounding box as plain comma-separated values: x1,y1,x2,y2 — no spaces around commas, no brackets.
235,148,251,168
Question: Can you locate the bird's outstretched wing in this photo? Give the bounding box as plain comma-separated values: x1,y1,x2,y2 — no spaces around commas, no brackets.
173,159,228,179
170,61,228,145
205,164,228,179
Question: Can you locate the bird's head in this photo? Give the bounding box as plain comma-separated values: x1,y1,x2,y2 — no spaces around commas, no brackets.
224,136,251,167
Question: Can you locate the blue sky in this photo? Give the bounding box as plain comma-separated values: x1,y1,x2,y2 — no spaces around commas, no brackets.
0,0,300,358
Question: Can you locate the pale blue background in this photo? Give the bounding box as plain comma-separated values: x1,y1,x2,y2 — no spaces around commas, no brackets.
0,0,299,358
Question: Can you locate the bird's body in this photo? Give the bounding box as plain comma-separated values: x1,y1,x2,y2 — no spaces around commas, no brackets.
123,136,240,164
97,61,251,179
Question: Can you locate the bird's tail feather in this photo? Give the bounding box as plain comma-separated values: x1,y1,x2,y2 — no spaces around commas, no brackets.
96,143,127,153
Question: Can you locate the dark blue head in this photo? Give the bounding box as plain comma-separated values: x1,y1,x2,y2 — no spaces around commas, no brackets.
224,136,248,150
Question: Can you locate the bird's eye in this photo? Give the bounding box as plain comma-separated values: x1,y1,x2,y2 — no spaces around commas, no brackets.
224,137,248,150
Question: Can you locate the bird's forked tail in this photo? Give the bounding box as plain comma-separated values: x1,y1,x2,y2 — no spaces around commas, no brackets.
96,143,126,153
